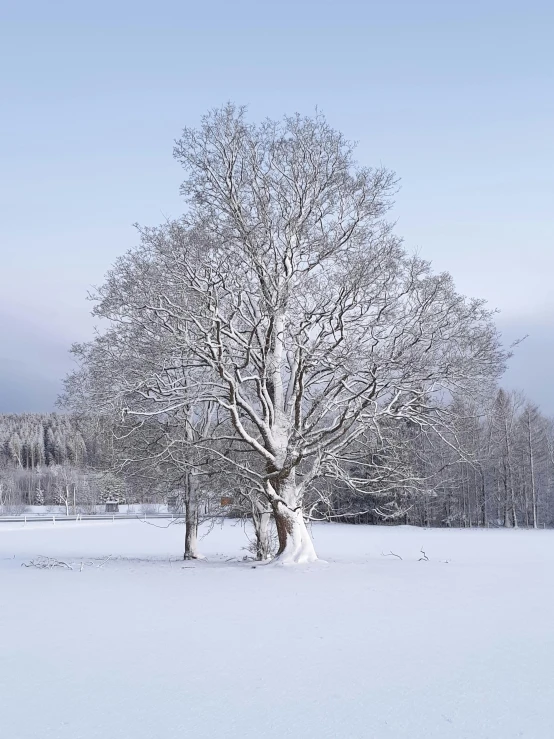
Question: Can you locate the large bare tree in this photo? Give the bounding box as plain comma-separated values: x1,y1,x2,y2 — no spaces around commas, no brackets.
64,105,507,562
141,105,507,561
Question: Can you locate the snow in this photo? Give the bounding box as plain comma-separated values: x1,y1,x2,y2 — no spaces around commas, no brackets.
1,520,553,738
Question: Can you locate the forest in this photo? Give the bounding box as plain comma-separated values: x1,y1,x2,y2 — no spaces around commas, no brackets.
0,413,118,513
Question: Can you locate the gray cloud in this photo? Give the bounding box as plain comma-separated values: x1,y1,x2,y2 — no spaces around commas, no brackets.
0,361,61,413
0,313,74,413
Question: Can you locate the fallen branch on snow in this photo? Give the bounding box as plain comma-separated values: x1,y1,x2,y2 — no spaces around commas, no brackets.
381,550,403,560
22,555,113,571
418,547,429,562
22,556,73,570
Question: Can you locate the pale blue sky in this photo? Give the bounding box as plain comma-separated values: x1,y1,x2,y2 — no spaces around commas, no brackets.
1,0,553,412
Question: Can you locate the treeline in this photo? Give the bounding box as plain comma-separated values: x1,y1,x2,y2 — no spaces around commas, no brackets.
328,389,554,529
0,413,102,469
426,390,554,528
1,395,553,528
0,413,117,511
0,413,180,512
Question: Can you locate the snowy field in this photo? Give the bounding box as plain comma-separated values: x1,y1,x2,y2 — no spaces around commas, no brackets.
1,520,553,739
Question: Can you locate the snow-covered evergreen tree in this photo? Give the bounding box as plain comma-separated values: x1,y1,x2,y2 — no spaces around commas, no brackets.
98,473,127,504
34,486,45,506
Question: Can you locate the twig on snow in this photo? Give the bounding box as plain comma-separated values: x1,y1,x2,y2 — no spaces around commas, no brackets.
23,555,113,571
381,550,403,560
22,556,73,570
137,516,182,529
418,547,429,562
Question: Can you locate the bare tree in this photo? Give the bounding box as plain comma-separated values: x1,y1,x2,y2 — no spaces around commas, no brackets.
108,104,503,562
61,105,509,560
518,403,545,529
63,337,219,559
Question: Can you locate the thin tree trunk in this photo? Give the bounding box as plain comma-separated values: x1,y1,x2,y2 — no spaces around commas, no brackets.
478,466,487,527
502,418,518,528
528,415,538,529
251,500,272,560
183,474,202,560
521,452,529,527
502,464,512,528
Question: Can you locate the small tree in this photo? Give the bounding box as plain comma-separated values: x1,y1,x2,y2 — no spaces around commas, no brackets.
98,473,127,504
34,486,45,506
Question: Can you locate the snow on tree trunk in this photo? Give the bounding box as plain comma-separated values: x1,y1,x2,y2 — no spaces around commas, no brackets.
251,503,272,561
184,474,203,560
270,476,317,565
272,502,317,564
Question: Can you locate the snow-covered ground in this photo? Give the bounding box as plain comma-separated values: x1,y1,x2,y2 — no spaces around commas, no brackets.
1,520,552,738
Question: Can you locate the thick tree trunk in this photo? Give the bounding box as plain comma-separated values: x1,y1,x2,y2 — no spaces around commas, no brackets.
272,501,317,564
265,472,317,564
183,475,203,560
257,408,318,564
273,503,317,564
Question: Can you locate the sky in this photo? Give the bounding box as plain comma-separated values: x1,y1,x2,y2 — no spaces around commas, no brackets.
1,0,553,413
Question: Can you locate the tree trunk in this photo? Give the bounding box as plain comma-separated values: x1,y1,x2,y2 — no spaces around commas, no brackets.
272,501,317,564
269,476,313,564
251,501,272,560
478,467,487,527
264,446,318,563
528,417,538,529
183,474,203,560
265,472,317,564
